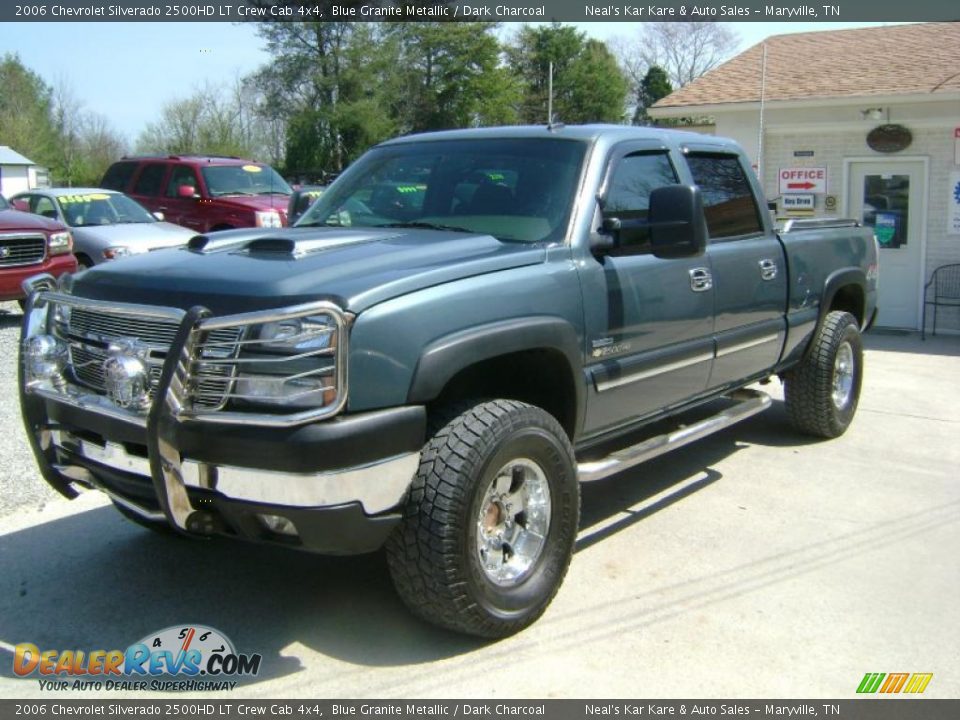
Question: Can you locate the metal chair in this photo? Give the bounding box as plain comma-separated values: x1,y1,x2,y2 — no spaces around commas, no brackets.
922,263,960,340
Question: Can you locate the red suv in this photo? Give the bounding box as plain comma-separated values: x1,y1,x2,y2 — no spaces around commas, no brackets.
100,155,292,233
0,194,76,303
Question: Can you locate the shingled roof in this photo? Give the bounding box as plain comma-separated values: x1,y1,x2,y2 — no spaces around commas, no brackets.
653,22,960,109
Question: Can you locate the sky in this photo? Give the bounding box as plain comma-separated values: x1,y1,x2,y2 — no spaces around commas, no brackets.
0,20,903,145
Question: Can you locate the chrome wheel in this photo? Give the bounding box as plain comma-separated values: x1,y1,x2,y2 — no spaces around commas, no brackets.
832,341,855,409
476,458,551,587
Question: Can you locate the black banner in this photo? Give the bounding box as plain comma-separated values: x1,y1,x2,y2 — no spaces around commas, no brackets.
2,0,959,23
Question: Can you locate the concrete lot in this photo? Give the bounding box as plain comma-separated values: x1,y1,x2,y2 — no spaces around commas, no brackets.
0,299,957,699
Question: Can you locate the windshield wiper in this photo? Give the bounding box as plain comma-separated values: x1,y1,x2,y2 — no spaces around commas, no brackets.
382,221,474,233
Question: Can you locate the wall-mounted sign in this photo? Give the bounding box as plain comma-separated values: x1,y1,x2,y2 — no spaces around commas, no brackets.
874,212,899,247
782,194,815,212
779,167,827,194
824,195,838,211
949,171,960,236
793,150,815,158
867,124,913,153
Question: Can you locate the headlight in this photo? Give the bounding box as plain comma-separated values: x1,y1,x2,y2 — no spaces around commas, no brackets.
103,246,131,260
256,316,335,352
48,231,72,256
255,210,283,228
221,315,337,409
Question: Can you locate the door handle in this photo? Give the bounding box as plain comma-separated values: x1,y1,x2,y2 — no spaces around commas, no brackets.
759,258,778,281
689,267,713,292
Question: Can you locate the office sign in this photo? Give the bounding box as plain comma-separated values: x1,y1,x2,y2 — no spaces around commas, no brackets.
779,167,827,194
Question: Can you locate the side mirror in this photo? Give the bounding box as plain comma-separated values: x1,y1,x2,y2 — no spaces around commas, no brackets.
177,185,197,199
649,185,708,259
152,211,165,222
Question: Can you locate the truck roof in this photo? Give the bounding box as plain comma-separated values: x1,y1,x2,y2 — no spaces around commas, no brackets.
379,124,743,154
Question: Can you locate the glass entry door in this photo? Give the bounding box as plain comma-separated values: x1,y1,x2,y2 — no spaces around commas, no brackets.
847,160,926,329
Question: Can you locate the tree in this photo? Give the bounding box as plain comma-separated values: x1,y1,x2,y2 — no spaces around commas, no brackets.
617,22,739,90
388,22,518,133
135,79,278,162
632,66,672,126
0,53,57,172
508,24,628,125
251,20,391,175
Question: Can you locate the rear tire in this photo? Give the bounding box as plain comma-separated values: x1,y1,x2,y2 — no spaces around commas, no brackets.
784,311,863,438
386,399,579,638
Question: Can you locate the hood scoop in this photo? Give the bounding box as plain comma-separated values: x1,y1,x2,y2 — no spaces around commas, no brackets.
245,232,400,258
188,228,403,258
187,234,251,253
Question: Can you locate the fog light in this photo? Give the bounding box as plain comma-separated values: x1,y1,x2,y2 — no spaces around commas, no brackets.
103,338,152,410
23,335,68,385
258,514,298,537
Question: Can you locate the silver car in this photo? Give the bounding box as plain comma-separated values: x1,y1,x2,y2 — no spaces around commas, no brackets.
9,188,196,268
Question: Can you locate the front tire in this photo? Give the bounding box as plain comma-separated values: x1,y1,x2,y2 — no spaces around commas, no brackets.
784,310,864,438
386,400,579,638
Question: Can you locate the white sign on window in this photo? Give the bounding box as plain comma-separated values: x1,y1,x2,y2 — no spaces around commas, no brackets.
950,171,960,236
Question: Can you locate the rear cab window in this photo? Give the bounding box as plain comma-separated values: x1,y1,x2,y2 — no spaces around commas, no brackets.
685,153,764,240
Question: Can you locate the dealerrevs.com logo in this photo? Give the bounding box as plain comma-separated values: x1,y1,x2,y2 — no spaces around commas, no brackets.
13,625,261,692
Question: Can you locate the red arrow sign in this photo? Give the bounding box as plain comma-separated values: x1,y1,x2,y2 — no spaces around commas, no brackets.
787,182,816,189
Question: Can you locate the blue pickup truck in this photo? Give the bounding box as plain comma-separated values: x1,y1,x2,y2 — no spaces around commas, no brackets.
20,125,878,637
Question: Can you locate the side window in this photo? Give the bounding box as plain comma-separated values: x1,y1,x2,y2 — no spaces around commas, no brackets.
132,164,167,196
166,165,199,197
686,153,763,240
31,196,58,220
602,152,679,251
101,161,137,191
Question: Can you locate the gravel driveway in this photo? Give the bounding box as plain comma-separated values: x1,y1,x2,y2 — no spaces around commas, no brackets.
0,301,60,518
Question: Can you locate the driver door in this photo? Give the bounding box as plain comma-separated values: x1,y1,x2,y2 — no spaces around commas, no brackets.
579,143,715,437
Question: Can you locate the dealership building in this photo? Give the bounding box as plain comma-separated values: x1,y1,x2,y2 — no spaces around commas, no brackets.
650,22,960,332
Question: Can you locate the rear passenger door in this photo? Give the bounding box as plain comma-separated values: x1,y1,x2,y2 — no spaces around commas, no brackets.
685,151,787,389
128,163,168,214
580,143,715,436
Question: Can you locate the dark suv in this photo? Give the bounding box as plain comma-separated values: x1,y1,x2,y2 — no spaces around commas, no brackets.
100,155,292,233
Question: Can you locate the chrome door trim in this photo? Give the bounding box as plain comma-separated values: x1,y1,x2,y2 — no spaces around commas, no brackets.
595,352,713,392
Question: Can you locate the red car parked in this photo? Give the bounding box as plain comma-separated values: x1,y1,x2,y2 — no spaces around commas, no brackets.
100,155,292,233
0,194,76,303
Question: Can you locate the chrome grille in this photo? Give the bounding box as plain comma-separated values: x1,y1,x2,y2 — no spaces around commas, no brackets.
0,233,46,267
57,308,241,409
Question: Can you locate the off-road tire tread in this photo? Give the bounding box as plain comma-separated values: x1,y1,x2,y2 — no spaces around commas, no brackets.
385,399,577,638
784,310,861,439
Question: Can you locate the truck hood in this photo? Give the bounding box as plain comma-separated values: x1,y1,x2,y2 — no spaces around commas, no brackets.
69,226,546,314
0,208,65,232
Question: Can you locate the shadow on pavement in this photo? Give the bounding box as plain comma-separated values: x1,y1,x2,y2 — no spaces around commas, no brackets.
0,506,483,687
0,387,826,687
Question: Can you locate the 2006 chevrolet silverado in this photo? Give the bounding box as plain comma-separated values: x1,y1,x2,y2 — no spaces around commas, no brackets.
20,126,878,637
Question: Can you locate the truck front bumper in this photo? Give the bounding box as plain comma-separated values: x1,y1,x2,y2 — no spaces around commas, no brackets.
20,291,426,555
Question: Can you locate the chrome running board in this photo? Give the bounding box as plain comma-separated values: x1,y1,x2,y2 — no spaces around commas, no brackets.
577,389,771,483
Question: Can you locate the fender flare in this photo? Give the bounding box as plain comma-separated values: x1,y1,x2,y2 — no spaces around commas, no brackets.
407,316,585,433
808,267,867,357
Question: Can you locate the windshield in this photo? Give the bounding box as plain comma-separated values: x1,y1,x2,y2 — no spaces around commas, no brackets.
296,138,587,243
201,164,292,197
56,192,156,227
